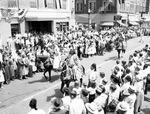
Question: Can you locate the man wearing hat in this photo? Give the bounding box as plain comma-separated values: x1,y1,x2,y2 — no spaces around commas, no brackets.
94,85,107,113
69,90,86,114
116,101,133,114
85,102,99,114
48,98,68,114
123,86,136,113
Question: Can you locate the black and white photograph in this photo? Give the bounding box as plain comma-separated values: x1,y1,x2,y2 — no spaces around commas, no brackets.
0,0,150,114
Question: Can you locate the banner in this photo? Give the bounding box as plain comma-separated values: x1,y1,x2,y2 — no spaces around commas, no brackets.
1,8,17,22
18,9,28,20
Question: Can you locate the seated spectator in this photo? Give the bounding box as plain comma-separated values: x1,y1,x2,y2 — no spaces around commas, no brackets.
27,98,46,114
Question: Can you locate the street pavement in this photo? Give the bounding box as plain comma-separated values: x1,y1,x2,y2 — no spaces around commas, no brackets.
0,36,150,114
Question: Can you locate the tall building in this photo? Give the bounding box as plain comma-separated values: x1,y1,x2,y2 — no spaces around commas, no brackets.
75,0,149,29
0,0,75,44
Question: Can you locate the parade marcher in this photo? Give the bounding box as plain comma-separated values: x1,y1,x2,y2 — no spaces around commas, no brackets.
115,39,123,59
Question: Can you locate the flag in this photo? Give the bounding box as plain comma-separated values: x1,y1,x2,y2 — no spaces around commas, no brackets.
18,9,28,20
1,8,16,22
1,9,8,18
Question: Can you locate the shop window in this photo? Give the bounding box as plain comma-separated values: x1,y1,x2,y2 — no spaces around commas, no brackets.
11,24,20,37
8,0,17,8
30,0,37,8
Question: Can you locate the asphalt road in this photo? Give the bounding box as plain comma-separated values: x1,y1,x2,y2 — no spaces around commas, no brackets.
0,36,150,114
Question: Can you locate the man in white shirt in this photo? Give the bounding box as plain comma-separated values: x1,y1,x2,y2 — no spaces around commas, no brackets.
69,90,86,114
94,85,108,113
123,86,136,113
61,88,71,111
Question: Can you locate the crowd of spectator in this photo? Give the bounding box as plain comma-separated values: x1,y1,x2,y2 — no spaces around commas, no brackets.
27,44,150,114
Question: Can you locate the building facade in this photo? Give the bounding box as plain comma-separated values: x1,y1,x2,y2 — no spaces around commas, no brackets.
0,0,75,44
75,0,149,29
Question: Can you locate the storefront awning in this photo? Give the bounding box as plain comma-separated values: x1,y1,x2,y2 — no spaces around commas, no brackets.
75,15,89,23
129,21,139,26
100,22,114,26
25,10,71,21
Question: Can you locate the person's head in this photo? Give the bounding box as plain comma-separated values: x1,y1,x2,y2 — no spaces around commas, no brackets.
85,102,98,114
116,102,130,114
52,98,63,109
90,82,96,89
95,85,105,96
124,75,132,84
102,78,108,85
116,60,120,64
83,82,88,88
81,89,89,97
99,72,105,78
74,81,80,88
126,68,130,74
70,90,77,99
90,63,97,71
63,87,70,96
29,98,37,110
110,83,117,92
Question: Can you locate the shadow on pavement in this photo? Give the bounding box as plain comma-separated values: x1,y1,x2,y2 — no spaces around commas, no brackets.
28,75,60,84
28,77,48,84
144,96,150,102
142,108,150,114
46,89,63,102
105,56,118,61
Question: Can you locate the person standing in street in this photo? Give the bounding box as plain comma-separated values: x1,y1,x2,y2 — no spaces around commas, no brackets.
27,98,46,114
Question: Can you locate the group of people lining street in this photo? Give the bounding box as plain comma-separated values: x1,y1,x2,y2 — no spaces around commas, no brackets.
0,26,147,114
27,44,150,114
0,26,142,88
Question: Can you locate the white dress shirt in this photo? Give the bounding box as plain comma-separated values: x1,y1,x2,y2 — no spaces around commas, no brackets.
69,98,86,114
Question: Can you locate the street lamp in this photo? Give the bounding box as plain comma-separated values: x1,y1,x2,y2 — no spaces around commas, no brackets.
88,8,91,30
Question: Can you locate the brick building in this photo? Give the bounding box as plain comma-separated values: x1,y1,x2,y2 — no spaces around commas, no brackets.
0,0,75,44
75,0,149,29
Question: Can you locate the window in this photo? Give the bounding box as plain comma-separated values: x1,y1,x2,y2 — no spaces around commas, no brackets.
76,3,79,11
89,1,96,11
46,0,54,8
62,0,67,9
30,0,37,8
76,1,83,12
8,0,17,8
108,4,111,11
